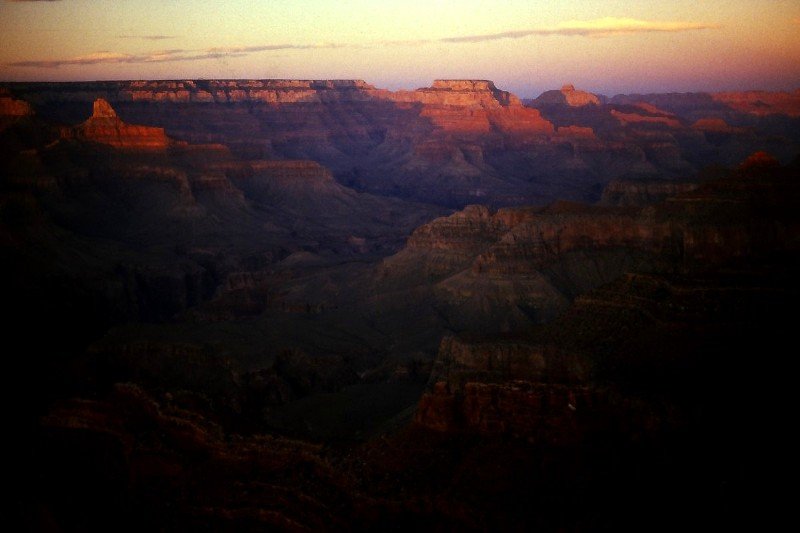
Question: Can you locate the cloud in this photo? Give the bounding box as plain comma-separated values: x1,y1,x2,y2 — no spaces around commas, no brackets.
118,35,177,41
441,17,718,43
7,17,719,69
6,1,62,2
7,44,348,68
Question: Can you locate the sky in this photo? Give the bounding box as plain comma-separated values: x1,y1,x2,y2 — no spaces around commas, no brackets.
1,0,799,98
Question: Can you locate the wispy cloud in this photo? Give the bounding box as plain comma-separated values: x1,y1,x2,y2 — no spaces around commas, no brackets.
7,17,718,69
118,35,177,41
441,17,718,43
6,0,62,2
8,44,348,68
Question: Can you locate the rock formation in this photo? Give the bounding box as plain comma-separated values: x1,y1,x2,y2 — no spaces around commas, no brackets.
70,98,170,149
529,84,602,107
0,88,34,117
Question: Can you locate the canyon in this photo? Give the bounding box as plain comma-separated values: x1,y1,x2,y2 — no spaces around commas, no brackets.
6,79,798,208
3,79,798,531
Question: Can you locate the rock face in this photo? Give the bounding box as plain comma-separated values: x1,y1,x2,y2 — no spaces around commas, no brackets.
71,98,170,149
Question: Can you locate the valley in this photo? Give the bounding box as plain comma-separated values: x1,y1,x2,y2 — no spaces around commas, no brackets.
3,79,798,530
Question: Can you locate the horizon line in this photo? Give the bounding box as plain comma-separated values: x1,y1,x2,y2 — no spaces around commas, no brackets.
1,77,799,98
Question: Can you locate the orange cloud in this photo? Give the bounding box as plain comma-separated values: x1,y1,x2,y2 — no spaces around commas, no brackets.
7,17,720,69
442,17,718,42
7,44,348,68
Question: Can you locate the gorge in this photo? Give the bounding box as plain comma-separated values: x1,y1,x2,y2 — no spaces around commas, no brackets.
3,79,798,531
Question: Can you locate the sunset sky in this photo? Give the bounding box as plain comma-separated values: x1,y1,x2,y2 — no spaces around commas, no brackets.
1,0,799,97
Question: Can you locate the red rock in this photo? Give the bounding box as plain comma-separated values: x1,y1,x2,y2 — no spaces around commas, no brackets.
530,84,602,107
389,80,553,135
91,98,117,118
72,98,170,149
0,89,34,116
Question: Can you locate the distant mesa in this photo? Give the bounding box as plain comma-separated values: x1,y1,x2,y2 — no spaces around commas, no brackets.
430,80,498,92
391,79,524,108
70,98,171,149
530,83,602,107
